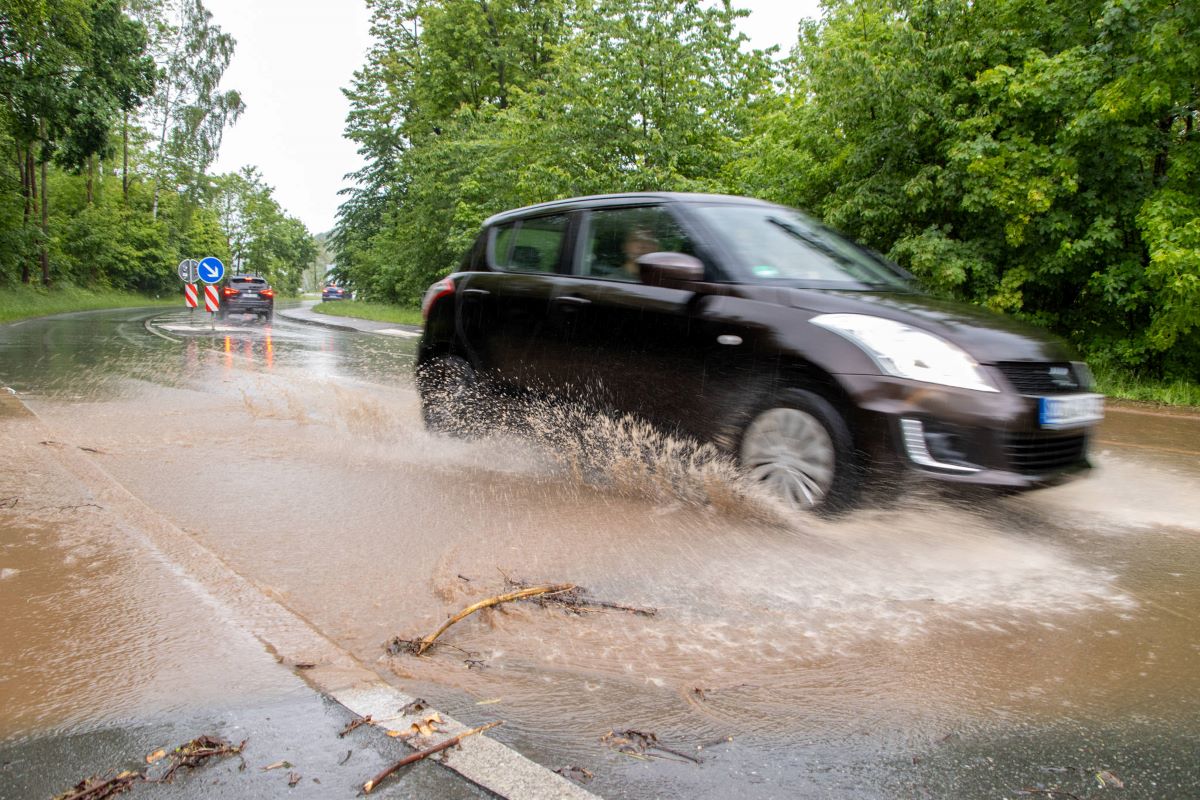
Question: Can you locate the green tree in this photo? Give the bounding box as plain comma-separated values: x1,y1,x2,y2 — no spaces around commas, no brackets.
735,0,1199,378
142,0,242,219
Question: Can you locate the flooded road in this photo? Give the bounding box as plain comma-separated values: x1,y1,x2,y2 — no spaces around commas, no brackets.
2,306,1198,798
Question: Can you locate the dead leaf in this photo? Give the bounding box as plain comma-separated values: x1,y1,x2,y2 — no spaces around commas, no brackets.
145,749,166,764
1096,770,1125,789
287,771,301,787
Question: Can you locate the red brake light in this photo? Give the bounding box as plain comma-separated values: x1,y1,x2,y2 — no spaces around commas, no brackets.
222,286,238,297
260,288,274,298
421,277,455,321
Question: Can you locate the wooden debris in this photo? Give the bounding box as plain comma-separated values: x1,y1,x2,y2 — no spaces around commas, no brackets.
412,584,575,655
262,760,292,771
401,699,429,715
54,771,141,800
555,765,595,784
159,735,246,783
601,729,703,764
144,749,166,765
287,771,302,787
362,720,503,794
338,715,373,737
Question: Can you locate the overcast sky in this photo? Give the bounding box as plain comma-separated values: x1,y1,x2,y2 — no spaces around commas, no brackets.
204,1,823,235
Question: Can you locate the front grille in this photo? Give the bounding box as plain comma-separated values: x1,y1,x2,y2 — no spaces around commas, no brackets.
995,362,1082,395
1004,431,1088,475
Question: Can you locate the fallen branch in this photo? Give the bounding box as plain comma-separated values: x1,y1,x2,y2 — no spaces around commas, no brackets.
338,715,372,737
158,735,246,783
362,721,503,794
54,771,141,800
504,576,656,616
413,585,575,655
601,729,703,764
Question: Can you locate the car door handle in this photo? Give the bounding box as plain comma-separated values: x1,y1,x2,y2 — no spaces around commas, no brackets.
554,295,591,306
462,288,491,297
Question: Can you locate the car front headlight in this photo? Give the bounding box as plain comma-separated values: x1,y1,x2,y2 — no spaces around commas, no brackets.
810,313,998,392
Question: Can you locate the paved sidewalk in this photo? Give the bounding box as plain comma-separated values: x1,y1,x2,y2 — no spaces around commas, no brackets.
278,301,422,339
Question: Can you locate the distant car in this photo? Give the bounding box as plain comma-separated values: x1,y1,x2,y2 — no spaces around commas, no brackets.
417,192,1104,512
219,275,274,322
322,285,349,301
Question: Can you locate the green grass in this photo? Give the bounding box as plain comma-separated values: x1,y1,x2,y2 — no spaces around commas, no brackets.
0,284,176,324
1094,365,1200,409
312,299,423,326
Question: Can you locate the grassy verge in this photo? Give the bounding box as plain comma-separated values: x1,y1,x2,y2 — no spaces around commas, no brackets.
0,284,176,324
312,299,423,326
1094,366,1200,409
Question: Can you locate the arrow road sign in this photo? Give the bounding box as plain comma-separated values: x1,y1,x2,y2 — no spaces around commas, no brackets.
204,284,220,312
177,258,199,283
198,256,225,284
184,283,198,308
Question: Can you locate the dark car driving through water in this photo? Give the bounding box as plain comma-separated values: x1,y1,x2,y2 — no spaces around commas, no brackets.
417,193,1104,512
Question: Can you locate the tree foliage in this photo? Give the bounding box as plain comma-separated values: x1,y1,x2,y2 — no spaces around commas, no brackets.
337,0,1199,379
0,0,315,295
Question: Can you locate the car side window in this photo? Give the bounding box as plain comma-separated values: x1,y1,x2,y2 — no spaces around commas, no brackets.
490,214,568,273
578,206,696,282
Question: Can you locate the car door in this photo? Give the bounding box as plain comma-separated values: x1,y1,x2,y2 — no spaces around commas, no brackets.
456,212,572,391
549,204,762,437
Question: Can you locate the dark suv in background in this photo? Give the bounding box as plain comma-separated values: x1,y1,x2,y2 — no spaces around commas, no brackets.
219,275,274,322
418,193,1103,512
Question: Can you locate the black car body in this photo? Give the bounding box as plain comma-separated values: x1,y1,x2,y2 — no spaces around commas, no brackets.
322,284,349,301
417,193,1103,510
219,275,274,321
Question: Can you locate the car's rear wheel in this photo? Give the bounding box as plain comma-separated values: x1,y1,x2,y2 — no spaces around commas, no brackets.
417,354,477,436
739,389,858,513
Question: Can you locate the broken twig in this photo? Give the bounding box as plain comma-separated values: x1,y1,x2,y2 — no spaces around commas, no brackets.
362,721,502,794
54,771,141,800
159,736,246,783
413,585,575,655
339,715,372,737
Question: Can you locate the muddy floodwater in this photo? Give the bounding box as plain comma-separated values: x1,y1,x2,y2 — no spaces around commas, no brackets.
2,307,1198,798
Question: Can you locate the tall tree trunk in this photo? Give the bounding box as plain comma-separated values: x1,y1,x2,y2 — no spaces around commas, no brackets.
152,82,172,220
23,147,35,284
122,110,130,202
40,139,50,286
86,154,95,205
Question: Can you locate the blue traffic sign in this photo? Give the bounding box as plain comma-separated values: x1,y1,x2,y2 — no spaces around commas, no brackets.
198,256,225,284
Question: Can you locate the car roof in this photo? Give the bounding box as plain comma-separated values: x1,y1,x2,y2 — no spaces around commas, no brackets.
481,192,773,226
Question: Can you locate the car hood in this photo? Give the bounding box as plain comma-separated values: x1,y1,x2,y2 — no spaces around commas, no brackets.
782,288,1078,363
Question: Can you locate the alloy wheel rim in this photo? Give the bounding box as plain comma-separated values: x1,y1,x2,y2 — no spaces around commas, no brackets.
741,407,836,509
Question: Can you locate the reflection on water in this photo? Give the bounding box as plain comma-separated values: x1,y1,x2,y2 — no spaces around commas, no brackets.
2,307,1198,797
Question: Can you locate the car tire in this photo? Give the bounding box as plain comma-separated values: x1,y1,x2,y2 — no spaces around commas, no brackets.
738,388,860,514
263,311,273,323
417,354,477,436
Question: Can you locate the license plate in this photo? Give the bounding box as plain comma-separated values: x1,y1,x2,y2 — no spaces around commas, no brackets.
242,292,257,298
1039,394,1104,429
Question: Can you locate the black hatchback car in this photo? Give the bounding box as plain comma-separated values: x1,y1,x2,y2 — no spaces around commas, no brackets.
417,193,1104,511
219,275,275,322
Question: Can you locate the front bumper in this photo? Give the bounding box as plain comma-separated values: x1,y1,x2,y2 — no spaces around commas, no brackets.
839,374,1098,489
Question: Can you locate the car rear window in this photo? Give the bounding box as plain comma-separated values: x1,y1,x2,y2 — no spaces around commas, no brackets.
232,276,267,285
490,214,568,273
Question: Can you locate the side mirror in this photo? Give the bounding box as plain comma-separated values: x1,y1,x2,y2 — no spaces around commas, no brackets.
637,252,704,287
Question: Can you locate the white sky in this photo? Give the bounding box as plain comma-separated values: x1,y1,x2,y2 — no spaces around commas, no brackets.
205,0,823,235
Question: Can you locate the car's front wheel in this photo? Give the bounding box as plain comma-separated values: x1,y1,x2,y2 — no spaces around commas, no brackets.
739,389,859,513
416,354,477,436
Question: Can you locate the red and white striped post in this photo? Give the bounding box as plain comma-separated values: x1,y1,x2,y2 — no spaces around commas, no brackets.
184,282,198,309
204,284,219,330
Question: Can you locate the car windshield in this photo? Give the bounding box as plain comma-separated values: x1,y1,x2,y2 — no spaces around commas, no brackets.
693,204,912,290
